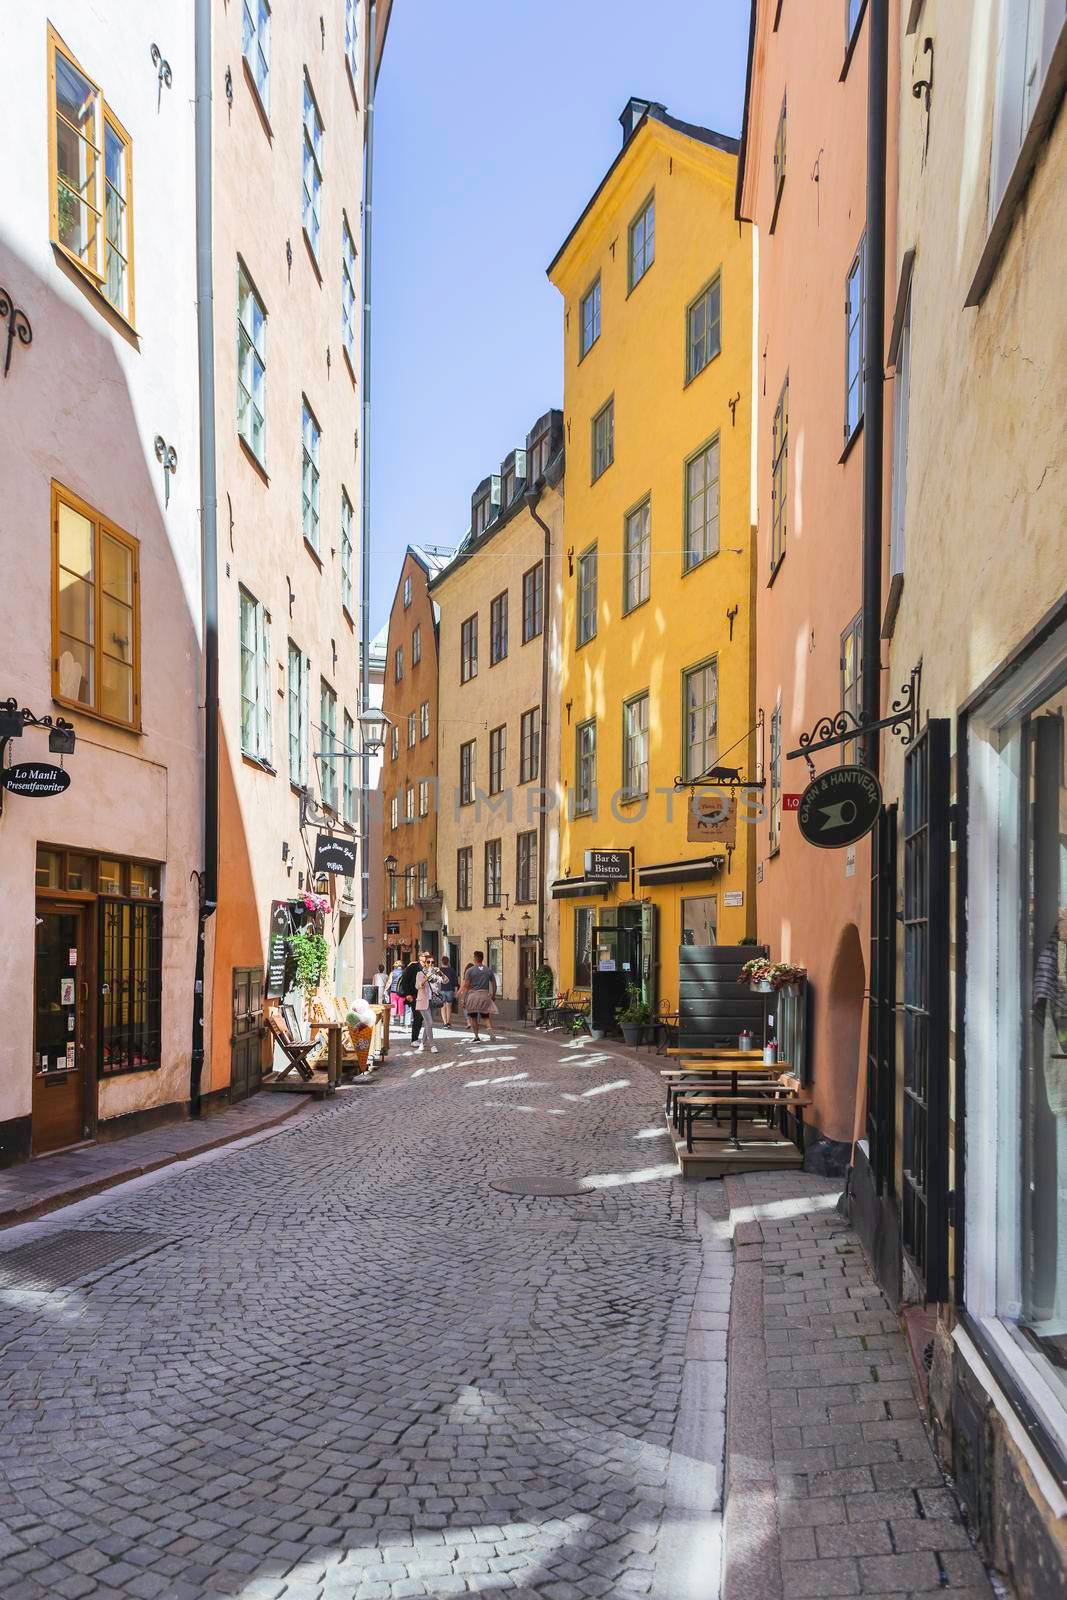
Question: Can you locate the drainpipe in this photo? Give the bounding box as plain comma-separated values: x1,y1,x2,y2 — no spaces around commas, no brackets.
525,483,553,962
191,0,219,1116
359,1,378,936
861,0,889,775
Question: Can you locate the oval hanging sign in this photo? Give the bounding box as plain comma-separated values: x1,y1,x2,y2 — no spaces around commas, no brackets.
2,762,71,798
797,765,881,849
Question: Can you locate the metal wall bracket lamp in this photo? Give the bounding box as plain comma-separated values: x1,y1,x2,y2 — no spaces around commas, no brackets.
150,45,173,110
154,436,178,506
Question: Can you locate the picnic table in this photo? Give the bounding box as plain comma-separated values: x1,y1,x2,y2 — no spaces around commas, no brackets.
663,1058,789,1120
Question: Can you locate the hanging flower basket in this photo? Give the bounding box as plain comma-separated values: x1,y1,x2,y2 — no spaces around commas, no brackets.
737,959,807,993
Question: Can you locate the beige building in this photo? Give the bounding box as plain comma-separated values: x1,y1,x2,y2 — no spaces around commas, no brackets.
852,3,1067,1587
433,412,564,1017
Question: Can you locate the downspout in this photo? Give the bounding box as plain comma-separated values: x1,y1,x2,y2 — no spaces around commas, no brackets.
861,0,889,775
525,483,553,962
359,1,378,933
191,0,219,1116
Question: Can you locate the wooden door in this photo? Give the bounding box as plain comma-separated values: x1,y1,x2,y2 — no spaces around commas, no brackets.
230,967,265,1102
518,940,538,1020
33,903,91,1153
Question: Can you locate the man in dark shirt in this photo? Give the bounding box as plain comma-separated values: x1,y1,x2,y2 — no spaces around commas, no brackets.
399,955,423,1044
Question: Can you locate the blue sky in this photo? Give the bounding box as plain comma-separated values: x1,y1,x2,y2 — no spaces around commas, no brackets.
368,0,750,629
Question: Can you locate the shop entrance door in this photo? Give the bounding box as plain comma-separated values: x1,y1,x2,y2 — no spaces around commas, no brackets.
33,903,91,1154
591,922,642,1033
231,967,264,1103
518,938,538,1021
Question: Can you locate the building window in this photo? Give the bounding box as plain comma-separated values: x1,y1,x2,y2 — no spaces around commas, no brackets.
388,871,399,909
394,645,404,683
628,193,655,290
405,783,415,823
391,724,399,761
319,679,338,810
242,0,271,109
239,588,272,763
683,659,718,782
845,235,866,443
302,400,321,550
412,623,421,665
769,701,782,855
591,398,614,482
287,641,308,786
404,866,415,907
516,830,537,904
340,489,354,614
574,906,594,988
418,778,430,816
342,216,358,365
771,376,789,574
407,710,417,749
528,427,552,482
490,591,509,665
685,437,720,571
577,546,598,645
502,466,516,506
623,498,651,614
420,700,430,740
390,794,399,831
847,0,865,42
302,76,324,261
623,692,649,799
841,612,862,764
489,725,507,795
403,575,412,608
48,28,135,321
522,564,544,643
457,846,472,911
99,896,163,1074
344,0,360,84
459,740,476,806
484,839,502,906
580,277,601,358
686,274,722,383
342,709,355,825
417,860,428,901
575,719,597,816
52,484,140,728
520,708,541,785
991,0,1064,216
460,614,478,682
237,264,267,464
890,283,912,589
771,92,786,228
682,895,717,947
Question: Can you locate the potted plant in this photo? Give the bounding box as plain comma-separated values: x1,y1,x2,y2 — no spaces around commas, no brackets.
288,926,329,998
615,983,652,1046
737,959,807,996
533,963,554,1023
738,958,771,990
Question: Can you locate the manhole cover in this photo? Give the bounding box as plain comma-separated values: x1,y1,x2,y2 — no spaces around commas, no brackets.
0,1229,165,1291
489,1175,589,1197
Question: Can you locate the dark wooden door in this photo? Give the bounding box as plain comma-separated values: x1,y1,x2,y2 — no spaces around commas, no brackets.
518,940,538,1020
231,967,264,1102
33,904,90,1154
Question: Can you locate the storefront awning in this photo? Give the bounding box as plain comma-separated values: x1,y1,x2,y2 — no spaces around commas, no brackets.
638,855,725,886
550,875,611,899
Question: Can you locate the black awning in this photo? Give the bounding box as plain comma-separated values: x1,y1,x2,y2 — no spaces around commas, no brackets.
550,876,610,899
638,855,725,886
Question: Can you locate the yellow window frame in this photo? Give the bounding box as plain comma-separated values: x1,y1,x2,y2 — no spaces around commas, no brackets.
47,24,136,326
51,480,142,732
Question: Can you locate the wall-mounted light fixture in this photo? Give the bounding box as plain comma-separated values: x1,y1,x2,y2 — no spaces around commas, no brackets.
154,436,178,507
150,44,172,109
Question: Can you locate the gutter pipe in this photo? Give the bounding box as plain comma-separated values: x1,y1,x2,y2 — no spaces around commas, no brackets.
524,483,553,962
861,0,889,774
359,1,378,932
191,0,219,1116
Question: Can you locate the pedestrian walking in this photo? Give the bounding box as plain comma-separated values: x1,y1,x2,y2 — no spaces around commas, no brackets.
438,954,457,1027
460,950,498,1042
413,952,440,1053
387,958,406,1022
400,952,423,1043
372,963,389,1005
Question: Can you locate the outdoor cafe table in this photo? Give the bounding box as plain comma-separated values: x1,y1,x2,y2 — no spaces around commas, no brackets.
665,1047,763,1061
664,1057,790,1119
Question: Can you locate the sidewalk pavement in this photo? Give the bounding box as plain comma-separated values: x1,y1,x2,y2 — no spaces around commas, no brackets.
0,1093,306,1228
720,1170,995,1600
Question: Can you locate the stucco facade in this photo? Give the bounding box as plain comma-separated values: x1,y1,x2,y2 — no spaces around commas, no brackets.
0,6,202,1161
549,102,756,1023
433,429,564,1016
737,2,899,1149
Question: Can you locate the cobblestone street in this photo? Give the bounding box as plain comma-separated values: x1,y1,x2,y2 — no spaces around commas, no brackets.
0,1032,730,1600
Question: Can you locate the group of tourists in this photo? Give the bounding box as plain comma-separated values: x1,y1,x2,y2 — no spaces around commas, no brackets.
371,951,499,1052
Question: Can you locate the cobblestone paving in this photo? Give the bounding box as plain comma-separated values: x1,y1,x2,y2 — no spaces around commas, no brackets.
0,1032,727,1600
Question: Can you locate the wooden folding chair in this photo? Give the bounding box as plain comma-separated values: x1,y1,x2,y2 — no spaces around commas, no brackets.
266,1005,322,1081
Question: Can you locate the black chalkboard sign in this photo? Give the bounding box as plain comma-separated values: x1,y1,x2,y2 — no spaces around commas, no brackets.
265,900,292,998
314,831,358,877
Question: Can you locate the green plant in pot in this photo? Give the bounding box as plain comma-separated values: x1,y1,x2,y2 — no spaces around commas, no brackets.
615,982,652,1046
532,963,554,1021
288,928,328,998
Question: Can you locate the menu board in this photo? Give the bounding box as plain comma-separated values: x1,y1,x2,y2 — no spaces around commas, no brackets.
265,901,292,998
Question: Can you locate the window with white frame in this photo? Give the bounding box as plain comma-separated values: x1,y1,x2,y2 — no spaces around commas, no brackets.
417,860,428,901
242,0,271,109
389,871,399,909
412,623,421,665
239,588,272,763
342,217,358,365
302,76,323,260
460,615,478,682
302,401,321,550
845,235,866,443
341,489,354,613
237,265,266,464
459,740,475,806
342,709,355,825
420,700,430,740
394,645,403,683
490,591,508,665
991,0,1064,215
319,679,338,810
623,498,651,613
520,708,540,785
407,710,416,749
771,376,789,573
683,659,718,781
890,284,912,587
592,398,614,482
418,778,430,816
484,839,502,906
628,194,655,289
405,783,415,823
489,725,506,795
686,274,721,383
344,0,360,90
685,437,720,571
623,692,649,798
769,701,782,854
390,724,399,760
390,793,399,830
580,277,601,358
456,846,472,910
404,867,415,908
403,575,412,608
577,547,597,645
522,564,543,642
516,830,537,904
575,719,597,815
287,640,308,786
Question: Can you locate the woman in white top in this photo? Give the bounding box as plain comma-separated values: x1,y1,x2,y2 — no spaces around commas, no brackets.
414,952,439,1053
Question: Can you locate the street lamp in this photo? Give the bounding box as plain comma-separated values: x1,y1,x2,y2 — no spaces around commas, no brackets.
384,852,398,878
357,705,392,756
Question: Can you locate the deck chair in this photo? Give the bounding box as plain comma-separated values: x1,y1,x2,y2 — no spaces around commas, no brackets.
266,1005,323,1081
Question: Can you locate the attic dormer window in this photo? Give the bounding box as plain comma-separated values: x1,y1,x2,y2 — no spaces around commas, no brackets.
528,430,551,482
501,468,515,507
474,494,491,535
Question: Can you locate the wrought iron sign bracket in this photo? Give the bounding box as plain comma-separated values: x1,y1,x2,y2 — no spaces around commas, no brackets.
0,286,32,378
787,661,922,763
0,697,76,816
673,771,765,792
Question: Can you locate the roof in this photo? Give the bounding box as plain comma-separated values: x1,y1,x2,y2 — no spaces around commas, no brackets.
408,544,456,582
734,2,758,221
547,102,740,279
430,447,565,592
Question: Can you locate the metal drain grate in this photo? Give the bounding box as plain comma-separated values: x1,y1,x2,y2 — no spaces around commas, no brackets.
0,1229,165,1291
489,1175,590,1197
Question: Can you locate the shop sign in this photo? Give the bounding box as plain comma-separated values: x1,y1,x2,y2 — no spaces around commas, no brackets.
798,765,882,849
724,890,744,908
2,761,71,798
783,793,802,811
687,792,736,845
313,830,358,877
584,848,629,881
265,900,292,998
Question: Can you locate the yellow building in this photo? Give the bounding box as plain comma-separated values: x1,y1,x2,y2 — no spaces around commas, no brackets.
547,98,755,1022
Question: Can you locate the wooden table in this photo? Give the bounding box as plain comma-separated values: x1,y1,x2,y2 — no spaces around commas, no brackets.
665,1047,766,1061
665,1059,791,1123
318,1021,344,1086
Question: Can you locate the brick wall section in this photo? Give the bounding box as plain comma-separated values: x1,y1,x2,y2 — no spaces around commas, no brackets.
721,1172,995,1599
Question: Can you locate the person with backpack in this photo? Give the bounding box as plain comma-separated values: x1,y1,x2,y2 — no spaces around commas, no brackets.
399,952,423,1044
387,958,406,1022
413,951,440,1053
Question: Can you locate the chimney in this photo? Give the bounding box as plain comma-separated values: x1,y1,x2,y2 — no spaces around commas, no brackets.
619,97,666,145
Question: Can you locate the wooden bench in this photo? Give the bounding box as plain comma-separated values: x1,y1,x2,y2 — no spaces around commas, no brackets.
683,1074,811,1152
